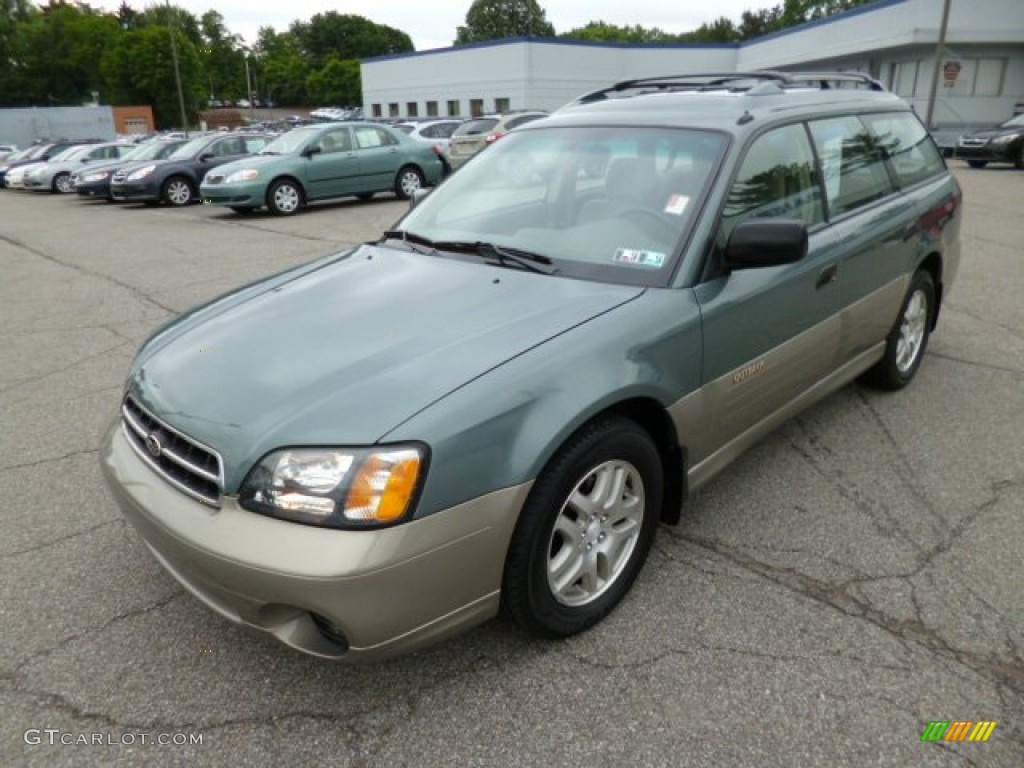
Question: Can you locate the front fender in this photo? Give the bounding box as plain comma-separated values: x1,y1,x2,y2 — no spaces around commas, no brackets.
383,287,703,519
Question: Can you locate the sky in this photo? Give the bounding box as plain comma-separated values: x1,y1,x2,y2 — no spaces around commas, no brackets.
93,1,762,51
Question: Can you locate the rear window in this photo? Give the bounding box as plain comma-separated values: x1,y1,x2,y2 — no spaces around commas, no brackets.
455,119,499,136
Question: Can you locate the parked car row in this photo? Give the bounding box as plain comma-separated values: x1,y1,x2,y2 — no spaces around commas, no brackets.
2,122,445,216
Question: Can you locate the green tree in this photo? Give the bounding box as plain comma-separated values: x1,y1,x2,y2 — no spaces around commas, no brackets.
101,24,204,128
291,12,412,72
256,26,310,106
306,56,361,106
561,21,681,44
681,17,740,43
455,0,555,45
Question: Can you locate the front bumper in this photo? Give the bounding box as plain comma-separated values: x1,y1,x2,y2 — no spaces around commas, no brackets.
199,180,264,207
110,180,159,202
956,142,1016,163
75,179,113,198
100,423,529,661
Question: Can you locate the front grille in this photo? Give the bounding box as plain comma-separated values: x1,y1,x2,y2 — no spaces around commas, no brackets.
112,171,127,183
204,173,224,184
959,138,986,147
121,395,224,507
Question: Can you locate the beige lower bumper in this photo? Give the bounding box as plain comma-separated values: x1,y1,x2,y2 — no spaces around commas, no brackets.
100,424,530,661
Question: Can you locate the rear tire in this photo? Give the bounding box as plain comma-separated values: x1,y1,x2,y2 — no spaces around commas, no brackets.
859,270,935,391
502,417,662,638
1015,143,1024,170
394,166,424,200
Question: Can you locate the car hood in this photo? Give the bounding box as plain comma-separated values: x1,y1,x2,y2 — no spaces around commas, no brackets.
129,245,644,489
202,154,291,180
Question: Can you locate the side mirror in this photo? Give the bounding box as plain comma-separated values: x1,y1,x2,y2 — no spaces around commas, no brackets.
409,188,431,210
723,219,808,270
301,145,321,158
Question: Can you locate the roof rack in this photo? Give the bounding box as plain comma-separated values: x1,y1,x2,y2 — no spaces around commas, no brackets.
572,70,886,105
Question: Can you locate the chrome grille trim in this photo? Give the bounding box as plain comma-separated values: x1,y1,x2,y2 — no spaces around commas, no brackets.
121,395,224,507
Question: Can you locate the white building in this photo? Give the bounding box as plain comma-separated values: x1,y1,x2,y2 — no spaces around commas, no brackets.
362,0,1024,132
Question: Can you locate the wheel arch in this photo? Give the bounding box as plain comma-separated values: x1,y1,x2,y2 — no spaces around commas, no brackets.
267,174,306,203
917,251,943,331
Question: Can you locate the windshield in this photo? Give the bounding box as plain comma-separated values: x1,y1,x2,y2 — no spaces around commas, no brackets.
259,127,319,155
1002,114,1024,128
168,135,212,159
397,125,726,286
130,141,181,161
48,146,84,163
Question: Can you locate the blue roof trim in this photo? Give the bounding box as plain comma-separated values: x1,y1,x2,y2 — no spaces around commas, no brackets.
741,0,909,46
364,35,738,63
364,0,913,63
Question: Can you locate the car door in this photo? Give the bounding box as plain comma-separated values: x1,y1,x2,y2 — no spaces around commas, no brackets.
305,127,359,199
688,123,841,467
807,115,916,363
351,125,404,190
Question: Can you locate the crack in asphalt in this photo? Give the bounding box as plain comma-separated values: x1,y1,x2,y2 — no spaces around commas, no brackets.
0,232,178,315
788,417,926,549
0,339,131,397
0,448,99,474
666,528,1024,695
0,518,121,560
927,351,1024,377
944,301,1024,342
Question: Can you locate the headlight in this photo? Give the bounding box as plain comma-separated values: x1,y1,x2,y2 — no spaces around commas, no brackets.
126,164,156,181
238,445,427,528
81,171,110,182
223,168,259,183
991,134,1017,144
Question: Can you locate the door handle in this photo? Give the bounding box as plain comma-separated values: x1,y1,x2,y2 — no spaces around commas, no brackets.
816,264,838,290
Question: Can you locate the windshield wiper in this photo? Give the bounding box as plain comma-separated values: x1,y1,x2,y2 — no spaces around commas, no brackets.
380,229,438,255
432,240,558,275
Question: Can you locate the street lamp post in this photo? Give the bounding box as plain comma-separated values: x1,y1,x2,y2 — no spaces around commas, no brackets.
242,47,254,120
166,1,189,135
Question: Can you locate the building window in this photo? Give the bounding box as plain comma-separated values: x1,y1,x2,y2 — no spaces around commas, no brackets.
406,102,418,118
889,61,920,97
944,57,1006,96
495,98,510,113
372,104,382,118
426,101,439,117
470,99,484,117
447,100,460,117
388,103,400,117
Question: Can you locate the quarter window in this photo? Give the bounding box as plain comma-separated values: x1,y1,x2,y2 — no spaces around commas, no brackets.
809,116,896,217
721,124,824,241
861,113,945,188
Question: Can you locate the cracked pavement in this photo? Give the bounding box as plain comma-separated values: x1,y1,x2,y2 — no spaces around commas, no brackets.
2,167,1022,766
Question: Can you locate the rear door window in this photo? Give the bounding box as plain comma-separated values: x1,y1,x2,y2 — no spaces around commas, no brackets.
860,113,946,188
808,116,897,217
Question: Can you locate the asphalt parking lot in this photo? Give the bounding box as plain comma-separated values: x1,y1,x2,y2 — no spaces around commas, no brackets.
2,164,1022,767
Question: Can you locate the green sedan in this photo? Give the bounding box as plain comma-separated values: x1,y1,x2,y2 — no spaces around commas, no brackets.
200,122,444,215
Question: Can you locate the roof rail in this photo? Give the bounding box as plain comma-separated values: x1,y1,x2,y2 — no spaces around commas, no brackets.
571,70,886,105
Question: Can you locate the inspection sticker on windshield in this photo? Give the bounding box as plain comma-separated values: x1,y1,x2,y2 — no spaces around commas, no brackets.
664,194,690,215
613,248,666,268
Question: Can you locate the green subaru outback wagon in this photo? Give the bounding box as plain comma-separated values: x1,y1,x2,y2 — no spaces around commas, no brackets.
102,72,961,660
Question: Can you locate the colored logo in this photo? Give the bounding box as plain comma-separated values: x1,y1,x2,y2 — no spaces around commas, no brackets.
921,721,996,742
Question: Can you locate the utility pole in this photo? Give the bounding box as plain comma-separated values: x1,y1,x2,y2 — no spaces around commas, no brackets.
166,1,189,135
925,0,953,130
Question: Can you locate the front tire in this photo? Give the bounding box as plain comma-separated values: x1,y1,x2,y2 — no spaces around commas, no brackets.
859,270,935,391
52,172,73,194
502,417,662,638
966,160,988,169
267,179,303,216
162,176,194,206
394,166,424,200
